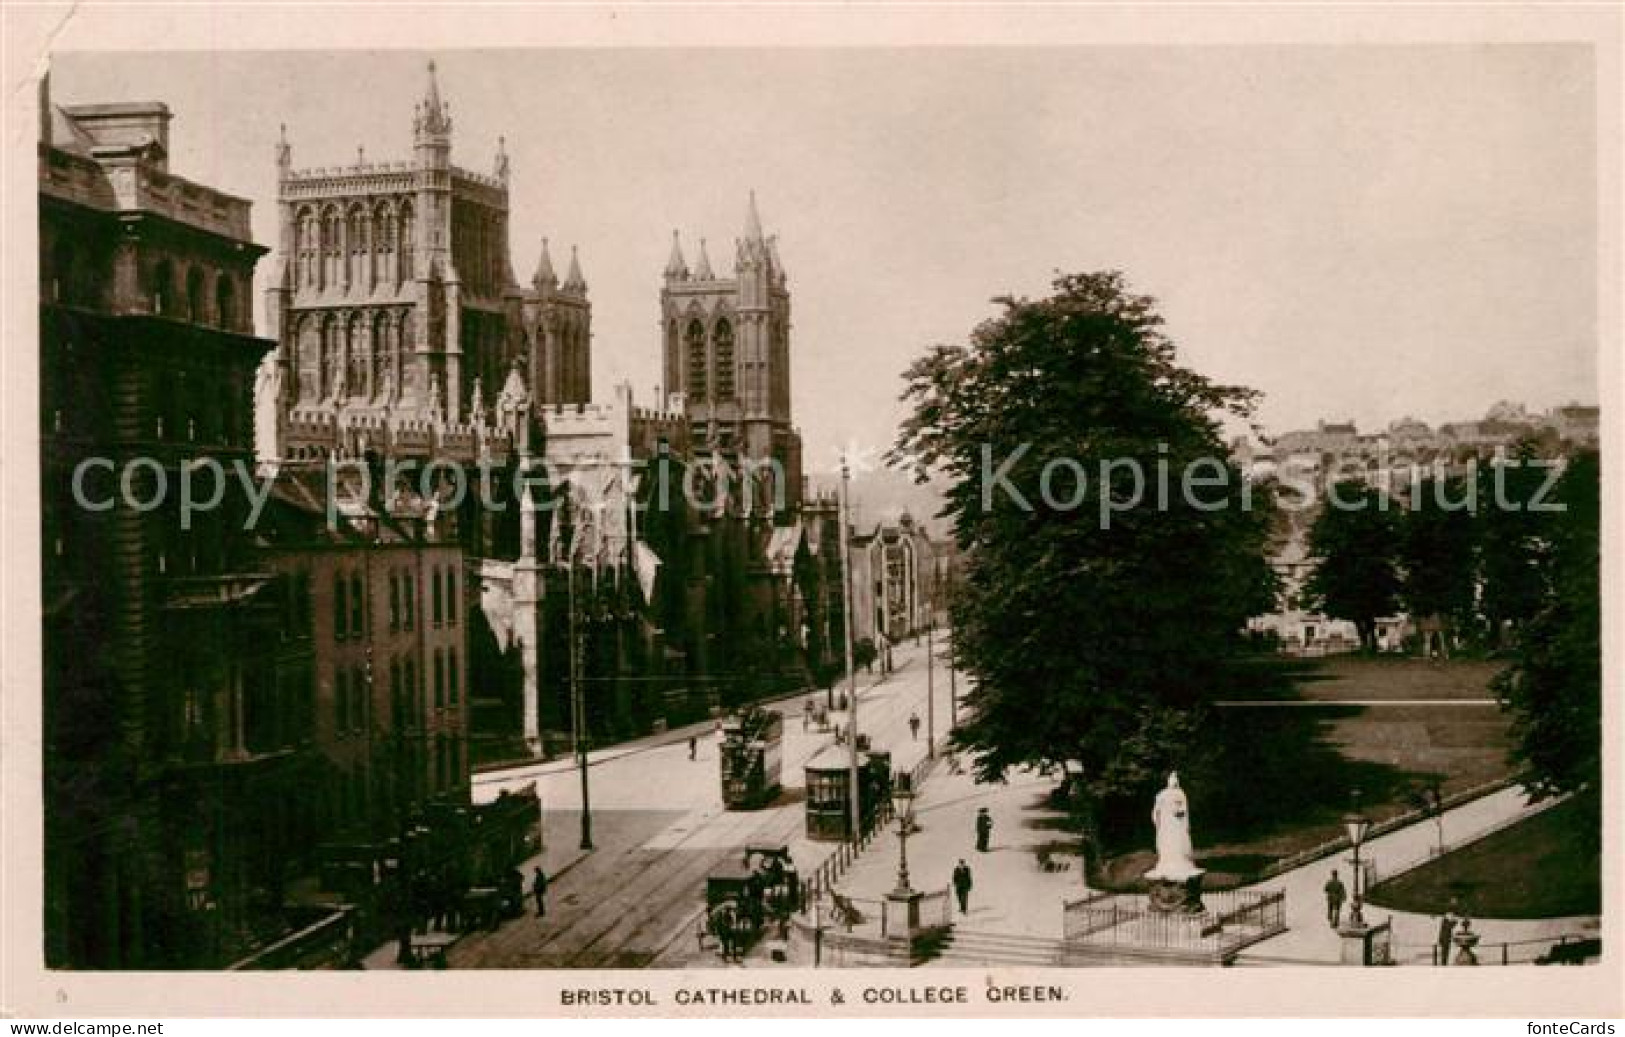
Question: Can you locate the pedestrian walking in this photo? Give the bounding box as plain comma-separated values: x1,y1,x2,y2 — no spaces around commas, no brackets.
531,865,549,918
952,859,974,914
1437,908,1459,965
1323,869,1347,928
974,806,993,852
688,735,697,761
908,711,920,741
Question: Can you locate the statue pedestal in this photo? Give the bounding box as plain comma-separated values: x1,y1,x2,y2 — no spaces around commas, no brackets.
1146,873,1206,915
883,888,923,939
1338,921,1373,965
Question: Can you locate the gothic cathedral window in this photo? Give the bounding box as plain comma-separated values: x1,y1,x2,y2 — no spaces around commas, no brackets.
686,319,707,400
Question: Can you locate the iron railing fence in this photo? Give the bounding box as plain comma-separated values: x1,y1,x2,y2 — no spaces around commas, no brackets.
1062,889,1286,952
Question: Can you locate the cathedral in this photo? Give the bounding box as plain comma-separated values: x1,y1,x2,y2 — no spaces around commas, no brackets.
253,61,843,766
261,62,590,466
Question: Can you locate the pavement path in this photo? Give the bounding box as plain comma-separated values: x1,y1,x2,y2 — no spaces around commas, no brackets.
832,756,1599,967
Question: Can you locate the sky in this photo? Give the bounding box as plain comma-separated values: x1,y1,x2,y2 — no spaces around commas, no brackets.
50,46,1597,515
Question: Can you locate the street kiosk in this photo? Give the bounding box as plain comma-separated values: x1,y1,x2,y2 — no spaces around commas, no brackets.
803,744,892,841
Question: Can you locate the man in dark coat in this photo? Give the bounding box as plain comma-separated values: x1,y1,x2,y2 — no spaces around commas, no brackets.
1324,869,1347,928
531,865,549,918
975,807,993,852
952,859,974,914
1437,908,1460,965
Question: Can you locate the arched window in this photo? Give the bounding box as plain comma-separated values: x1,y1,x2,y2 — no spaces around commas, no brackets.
448,649,459,706
713,318,735,401
215,273,235,330
347,205,368,291
321,206,341,289
296,315,320,401
185,266,206,323
445,567,457,625
323,314,343,397
347,312,368,396
397,202,415,283
433,649,445,709
151,259,175,316
373,200,394,288
685,319,707,399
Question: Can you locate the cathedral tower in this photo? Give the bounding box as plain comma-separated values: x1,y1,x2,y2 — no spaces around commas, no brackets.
659,192,802,516
264,61,561,462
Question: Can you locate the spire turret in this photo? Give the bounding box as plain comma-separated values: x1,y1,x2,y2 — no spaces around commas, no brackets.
744,188,764,242
564,245,587,293
664,230,689,280
275,123,291,175
414,60,452,140
495,135,509,182
533,237,557,289
694,238,715,280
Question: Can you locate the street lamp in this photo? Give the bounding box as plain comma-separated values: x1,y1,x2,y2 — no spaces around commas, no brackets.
891,771,916,895
1343,790,1372,928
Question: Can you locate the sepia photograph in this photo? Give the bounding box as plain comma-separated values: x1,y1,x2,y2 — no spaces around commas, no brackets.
2,2,1620,1022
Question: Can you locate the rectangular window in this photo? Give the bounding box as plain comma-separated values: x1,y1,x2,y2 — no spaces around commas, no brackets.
334,573,348,640
405,659,418,722
448,649,459,707
390,659,402,728
404,574,415,630
351,665,366,732
434,649,445,709
446,567,457,625
349,574,364,638
389,572,401,630
432,566,443,626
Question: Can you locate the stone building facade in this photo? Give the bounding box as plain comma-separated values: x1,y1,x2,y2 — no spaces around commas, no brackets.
39,88,323,967
849,512,938,648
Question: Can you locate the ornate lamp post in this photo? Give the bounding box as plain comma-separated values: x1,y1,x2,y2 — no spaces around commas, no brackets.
891,772,916,894
1343,791,1372,928
882,771,923,939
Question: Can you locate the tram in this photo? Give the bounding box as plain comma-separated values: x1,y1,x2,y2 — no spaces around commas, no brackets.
719,706,784,809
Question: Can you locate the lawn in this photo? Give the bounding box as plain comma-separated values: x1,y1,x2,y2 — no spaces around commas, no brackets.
1365,795,1601,919
1092,655,1518,888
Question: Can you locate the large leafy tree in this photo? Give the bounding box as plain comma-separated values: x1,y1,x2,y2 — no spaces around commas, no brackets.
890,271,1275,815
1478,438,1561,648
1493,450,1599,801
1304,482,1402,652
1399,475,1479,652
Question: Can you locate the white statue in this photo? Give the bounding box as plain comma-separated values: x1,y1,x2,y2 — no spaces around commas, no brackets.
253,350,284,464
1146,772,1201,881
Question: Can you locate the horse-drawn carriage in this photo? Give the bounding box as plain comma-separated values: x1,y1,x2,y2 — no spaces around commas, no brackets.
698,845,801,962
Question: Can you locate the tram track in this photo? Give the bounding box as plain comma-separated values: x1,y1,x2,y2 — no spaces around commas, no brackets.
449,648,935,969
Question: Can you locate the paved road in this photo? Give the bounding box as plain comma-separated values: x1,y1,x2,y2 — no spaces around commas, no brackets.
443,637,958,968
